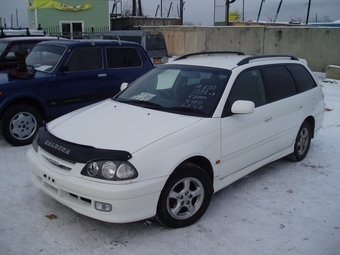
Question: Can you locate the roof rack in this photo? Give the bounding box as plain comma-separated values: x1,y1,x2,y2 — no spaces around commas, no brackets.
0,28,46,38
79,32,123,45
175,51,245,61
237,54,299,66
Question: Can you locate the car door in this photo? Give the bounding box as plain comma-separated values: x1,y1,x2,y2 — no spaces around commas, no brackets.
58,46,111,114
219,68,277,180
261,65,302,152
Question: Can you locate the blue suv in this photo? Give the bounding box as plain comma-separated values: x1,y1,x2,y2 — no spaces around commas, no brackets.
0,39,154,146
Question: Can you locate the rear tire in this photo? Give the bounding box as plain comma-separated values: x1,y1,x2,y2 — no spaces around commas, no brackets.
1,104,42,146
286,121,312,162
156,162,213,228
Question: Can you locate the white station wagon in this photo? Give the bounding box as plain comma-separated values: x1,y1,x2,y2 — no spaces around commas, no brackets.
27,52,325,228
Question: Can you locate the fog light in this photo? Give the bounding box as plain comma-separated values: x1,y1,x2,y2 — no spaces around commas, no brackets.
95,201,112,212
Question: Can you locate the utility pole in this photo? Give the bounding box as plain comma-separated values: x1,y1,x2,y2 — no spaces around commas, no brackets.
138,0,143,16
257,0,265,22
180,0,184,25
167,2,173,17
273,0,283,23
16,9,18,28
225,0,229,25
132,0,142,16
214,0,216,25
225,0,236,26
306,0,312,24
132,0,136,16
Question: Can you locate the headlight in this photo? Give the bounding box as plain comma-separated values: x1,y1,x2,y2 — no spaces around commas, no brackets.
81,160,138,181
87,162,99,176
102,161,116,179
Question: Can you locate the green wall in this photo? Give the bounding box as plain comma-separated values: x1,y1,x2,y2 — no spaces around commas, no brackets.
28,0,110,31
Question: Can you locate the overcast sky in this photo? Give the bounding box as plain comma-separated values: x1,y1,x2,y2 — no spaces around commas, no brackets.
0,0,339,28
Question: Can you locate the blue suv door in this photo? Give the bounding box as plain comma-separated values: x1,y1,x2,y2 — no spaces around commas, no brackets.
57,46,113,113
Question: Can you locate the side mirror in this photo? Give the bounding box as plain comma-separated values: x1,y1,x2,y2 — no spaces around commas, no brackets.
120,82,129,91
231,100,255,114
61,65,69,72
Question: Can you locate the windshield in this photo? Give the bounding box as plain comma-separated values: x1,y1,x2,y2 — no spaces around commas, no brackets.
26,44,66,73
114,65,231,117
0,42,8,56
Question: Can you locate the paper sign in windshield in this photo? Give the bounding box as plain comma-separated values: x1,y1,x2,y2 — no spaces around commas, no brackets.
130,92,156,101
182,84,218,109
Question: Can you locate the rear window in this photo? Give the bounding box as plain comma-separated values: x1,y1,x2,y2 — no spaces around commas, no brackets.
146,34,166,51
286,64,317,92
106,47,142,68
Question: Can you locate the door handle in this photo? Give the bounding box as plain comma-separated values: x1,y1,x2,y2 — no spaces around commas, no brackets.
98,74,107,78
264,116,273,122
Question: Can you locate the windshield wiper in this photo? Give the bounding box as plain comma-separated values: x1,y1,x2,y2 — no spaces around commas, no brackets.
167,106,207,116
116,99,163,109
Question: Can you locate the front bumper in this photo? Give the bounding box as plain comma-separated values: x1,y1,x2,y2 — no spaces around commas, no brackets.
27,147,165,223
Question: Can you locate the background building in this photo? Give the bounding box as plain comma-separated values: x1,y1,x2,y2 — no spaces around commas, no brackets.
27,0,110,38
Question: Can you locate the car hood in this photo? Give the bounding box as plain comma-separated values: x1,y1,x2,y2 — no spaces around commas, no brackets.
0,71,50,88
47,99,201,153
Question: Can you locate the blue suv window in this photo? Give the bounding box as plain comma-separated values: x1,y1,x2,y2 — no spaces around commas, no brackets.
106,47,142,68
65,48,103,72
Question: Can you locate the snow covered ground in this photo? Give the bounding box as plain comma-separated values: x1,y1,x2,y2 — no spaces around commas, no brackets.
0,73,339,255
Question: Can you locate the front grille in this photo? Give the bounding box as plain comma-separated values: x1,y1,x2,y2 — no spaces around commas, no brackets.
44,155,72,171
69,193,92,204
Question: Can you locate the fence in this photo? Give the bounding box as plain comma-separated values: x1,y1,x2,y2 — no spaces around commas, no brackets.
44,26,110,39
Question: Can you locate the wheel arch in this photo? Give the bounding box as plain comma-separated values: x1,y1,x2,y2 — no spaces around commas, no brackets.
304,115,315,138
176,156,215,192
0,96,47,121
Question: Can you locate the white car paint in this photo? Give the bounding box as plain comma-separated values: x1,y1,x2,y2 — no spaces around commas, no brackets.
46,99,202,153
27,53,325,227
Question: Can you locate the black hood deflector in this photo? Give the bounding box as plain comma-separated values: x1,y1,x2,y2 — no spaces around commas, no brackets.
37,127,132,163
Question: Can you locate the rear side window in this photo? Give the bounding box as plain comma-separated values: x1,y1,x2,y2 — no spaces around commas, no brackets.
106,47,142,68
286,64,317,92
263,66,297,102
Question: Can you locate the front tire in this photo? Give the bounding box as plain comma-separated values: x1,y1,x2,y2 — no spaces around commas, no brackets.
1,104,42,146
286,121,312,161
156,162,213,228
